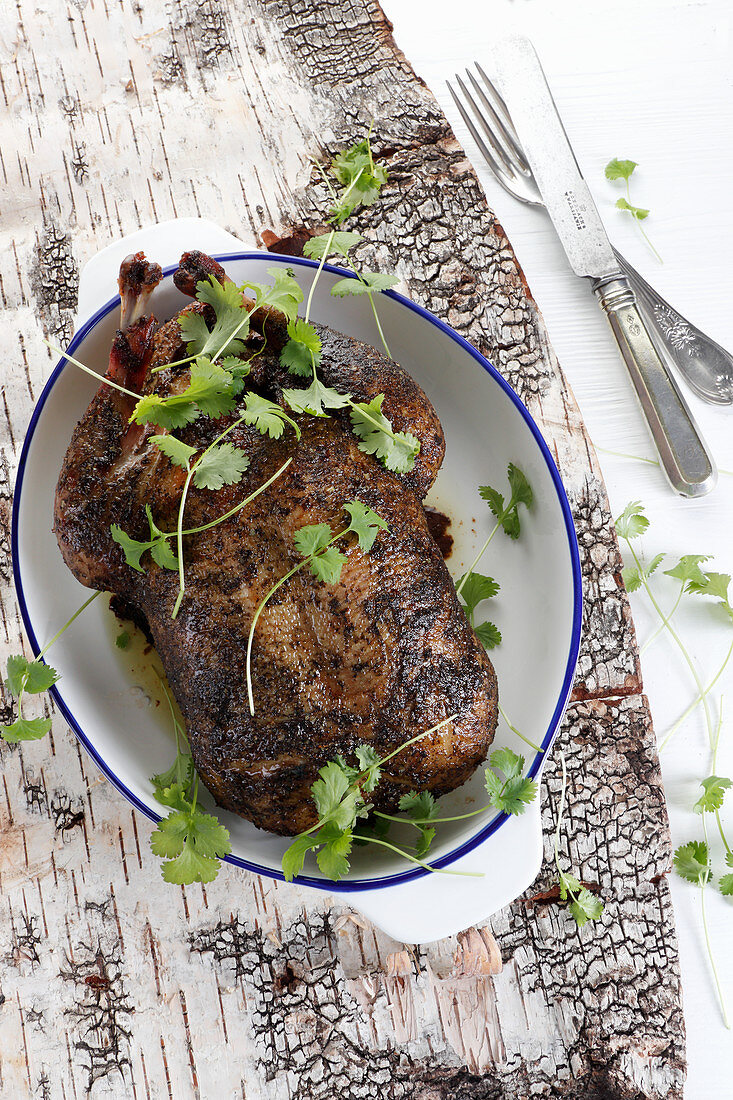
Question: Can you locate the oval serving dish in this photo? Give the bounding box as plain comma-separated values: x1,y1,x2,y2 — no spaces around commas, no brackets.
12,219,581,942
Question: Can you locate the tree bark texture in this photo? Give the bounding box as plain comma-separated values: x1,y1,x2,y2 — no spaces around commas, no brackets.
0,1,685,1097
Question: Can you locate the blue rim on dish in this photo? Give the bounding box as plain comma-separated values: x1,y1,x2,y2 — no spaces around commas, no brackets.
12,251,583,893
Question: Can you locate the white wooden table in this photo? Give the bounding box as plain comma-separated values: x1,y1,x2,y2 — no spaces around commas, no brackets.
384,0,733,1092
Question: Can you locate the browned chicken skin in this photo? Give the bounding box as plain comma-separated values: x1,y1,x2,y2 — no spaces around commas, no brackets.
54,252,498,836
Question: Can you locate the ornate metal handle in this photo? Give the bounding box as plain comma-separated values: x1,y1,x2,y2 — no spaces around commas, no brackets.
613,250,733,406
593,274,717,497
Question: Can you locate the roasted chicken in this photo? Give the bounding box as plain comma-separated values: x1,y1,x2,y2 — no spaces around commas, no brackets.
54,252,498,836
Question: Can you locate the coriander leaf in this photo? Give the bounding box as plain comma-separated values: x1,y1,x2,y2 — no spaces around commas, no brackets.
350,394,420,474
303,231,362,260
622,565,642,593
673,841,710,884
293,523,333,558
330,138,388,222
343,499,389,552
184,358,240,419
110,525,152,572
316,824,353,880
280,318,322,377
192,442,250,491
243,268,303,322
308,546,347,585
474,620,502,650
311,761,359,830
399,789,439,822
180,276,250,358
160,835,223,885
605,158,637,181
663,555,711,586
330,272,399,297
150,810,189,857
6,655,59,697
479,463,533,539
489,747,524,780
719,874,733,896
283,378,350,418
558,870,581,901
694,776,732,814
150,537,178,571
568,885,604,928
282,833,321,881
151,805,231,884
687,571,731,603
507,463,533,510
242,393,300,440
615,500,649,540
116,631,130,650
152,781,192,813
150,434,196,469
415,825,436,859
458,572,500,616
616,197,649,221
151,752,194,798
130,392,201,431
647,553,665,576
187,809,232,858
0,716,52,742
485,748,537,815
355,744,381,793
5,655,31,698
23,661,59,695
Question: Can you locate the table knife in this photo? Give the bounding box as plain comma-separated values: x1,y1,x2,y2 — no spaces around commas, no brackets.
491,36,716,498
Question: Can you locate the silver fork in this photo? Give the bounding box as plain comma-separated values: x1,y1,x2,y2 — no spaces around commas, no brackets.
448,65,733,406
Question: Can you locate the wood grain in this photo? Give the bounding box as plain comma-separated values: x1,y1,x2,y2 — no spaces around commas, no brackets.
0,0,684,1096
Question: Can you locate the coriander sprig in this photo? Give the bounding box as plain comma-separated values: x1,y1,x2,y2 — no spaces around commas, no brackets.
281,715,484,882
604,158,662,263
1,590,101,743
553,752,604,928
246,501,388,714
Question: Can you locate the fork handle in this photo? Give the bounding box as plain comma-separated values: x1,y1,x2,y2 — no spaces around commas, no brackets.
592,274,717,497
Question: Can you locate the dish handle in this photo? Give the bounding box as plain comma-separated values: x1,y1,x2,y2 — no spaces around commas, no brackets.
343,796,543,944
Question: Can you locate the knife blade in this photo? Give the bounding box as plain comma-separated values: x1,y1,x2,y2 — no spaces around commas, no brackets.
491,37,620,280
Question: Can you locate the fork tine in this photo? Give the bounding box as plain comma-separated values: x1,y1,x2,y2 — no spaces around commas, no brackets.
464,69,528,174
453,73,517,176
446,80,514,184
474,63,530,171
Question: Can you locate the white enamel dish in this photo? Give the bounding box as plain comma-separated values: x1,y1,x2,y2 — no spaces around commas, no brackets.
13,219,581,942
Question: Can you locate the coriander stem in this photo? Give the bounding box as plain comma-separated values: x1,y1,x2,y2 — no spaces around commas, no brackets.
178,458,292,538
455,521,501,598
151,354,197,374
246,560,305,714
37,590,102,660
46,342,140,399
497,701,543,754
640,581,684,654
374,806,489,826
626,178,663,264
628,539,715,750
700,812,730,1028
246,525,352,715
376,714,457,770
305,229,335,324
359,835,484,878
659,640,733,752
553,751,568,874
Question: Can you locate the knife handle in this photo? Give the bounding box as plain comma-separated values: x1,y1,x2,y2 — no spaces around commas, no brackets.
593,275,717,497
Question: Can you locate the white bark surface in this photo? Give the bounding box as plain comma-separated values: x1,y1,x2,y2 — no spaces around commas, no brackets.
0,1,684,1096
